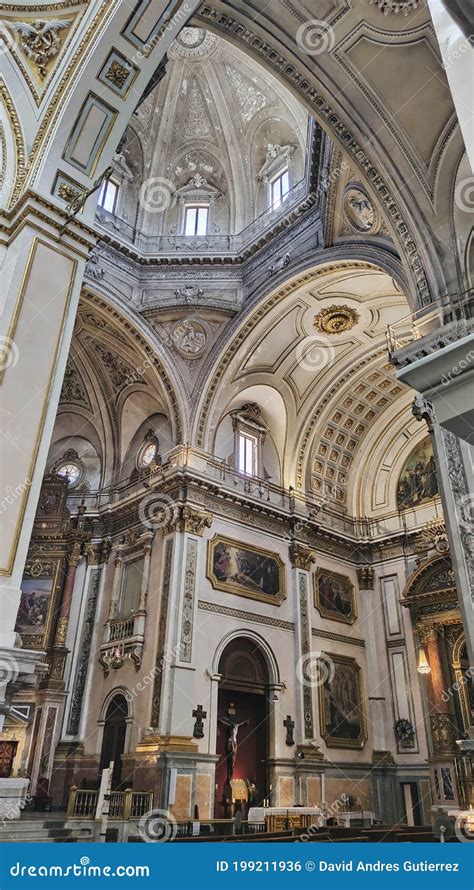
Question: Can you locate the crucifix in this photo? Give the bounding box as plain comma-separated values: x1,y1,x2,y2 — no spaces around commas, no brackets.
284,714,295,746
192,704,207,739
218,715,249,781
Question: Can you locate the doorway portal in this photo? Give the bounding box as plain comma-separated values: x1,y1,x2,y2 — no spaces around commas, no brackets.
99,694,128,789
215,638,270,818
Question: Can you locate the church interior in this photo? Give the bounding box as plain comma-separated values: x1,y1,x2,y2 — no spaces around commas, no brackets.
0,0,473,844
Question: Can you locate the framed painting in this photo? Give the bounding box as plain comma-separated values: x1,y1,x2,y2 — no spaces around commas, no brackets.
318,654,367,749
206,535,286,605
313,569,356,624
15,559,63,649
397,435,439,510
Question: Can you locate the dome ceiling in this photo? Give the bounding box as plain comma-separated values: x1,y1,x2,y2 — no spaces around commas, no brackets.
119,27,309,236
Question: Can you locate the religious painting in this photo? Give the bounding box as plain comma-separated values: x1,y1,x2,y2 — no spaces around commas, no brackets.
396,436,439,510
207,535,286,605
313,569,356,624
318,654,367,749
15,558,62,649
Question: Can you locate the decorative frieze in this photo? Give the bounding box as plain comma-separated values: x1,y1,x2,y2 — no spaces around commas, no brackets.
151,539,174,728
179,538,198,662
298,572,314,739
198,600,295,631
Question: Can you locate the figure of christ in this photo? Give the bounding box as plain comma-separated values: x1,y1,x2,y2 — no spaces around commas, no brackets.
218,716,250,781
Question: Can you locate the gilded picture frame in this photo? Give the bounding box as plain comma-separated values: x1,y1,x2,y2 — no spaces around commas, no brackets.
206,535,286,605
318,654,367,749
16,557,64,650
313,569,357,625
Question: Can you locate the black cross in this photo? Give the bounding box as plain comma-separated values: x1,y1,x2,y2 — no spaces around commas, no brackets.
284,714,295,746
192,704,207,739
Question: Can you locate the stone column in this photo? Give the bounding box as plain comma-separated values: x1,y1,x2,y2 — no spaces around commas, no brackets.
289,543,318,748
413,397,474,670
357,567,393,756
159,506,212,740
0,212,95,653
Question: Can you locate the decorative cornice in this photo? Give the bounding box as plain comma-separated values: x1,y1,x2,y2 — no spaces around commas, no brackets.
198,600,295,632
311,627,365,648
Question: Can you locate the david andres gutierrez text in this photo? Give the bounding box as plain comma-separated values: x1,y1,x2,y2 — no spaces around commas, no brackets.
319,860,459,872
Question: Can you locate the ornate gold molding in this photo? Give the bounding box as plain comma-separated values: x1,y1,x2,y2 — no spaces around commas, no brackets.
314,305,360,335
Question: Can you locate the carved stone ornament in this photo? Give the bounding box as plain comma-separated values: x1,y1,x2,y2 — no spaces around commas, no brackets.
181,506,213,536
10,18,72,78
171,27,217,60
174,284,204,305
344,187,376,232
356,566,375,589
430,713,458,755
368,0,425,13
314,304,360,335
289,542,316,571
105,60,130,89
170,318,208,359
415,519,449,556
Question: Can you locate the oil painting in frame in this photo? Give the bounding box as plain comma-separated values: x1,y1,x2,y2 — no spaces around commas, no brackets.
313,568,357,624
318,654,367,749
15,559,63,649
207,535,286,605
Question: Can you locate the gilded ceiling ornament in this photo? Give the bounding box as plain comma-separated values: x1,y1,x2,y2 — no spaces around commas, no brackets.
314,305,360,335
10,19,72,78
105,60,130,89
368,0,425,13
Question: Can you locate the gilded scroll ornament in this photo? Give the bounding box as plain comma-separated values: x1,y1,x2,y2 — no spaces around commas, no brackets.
10,19,72,78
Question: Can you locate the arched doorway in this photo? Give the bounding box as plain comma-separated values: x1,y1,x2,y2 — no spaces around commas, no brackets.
99,694,128,790
215,638,270,818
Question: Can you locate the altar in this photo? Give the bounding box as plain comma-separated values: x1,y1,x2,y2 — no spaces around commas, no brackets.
0,778,30,821
248,806,324,831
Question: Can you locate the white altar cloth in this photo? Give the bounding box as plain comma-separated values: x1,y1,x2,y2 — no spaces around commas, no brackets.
248,806,323,824
0,778,30,820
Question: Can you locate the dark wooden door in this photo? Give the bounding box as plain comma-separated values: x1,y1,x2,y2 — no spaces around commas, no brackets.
0,741,18,778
